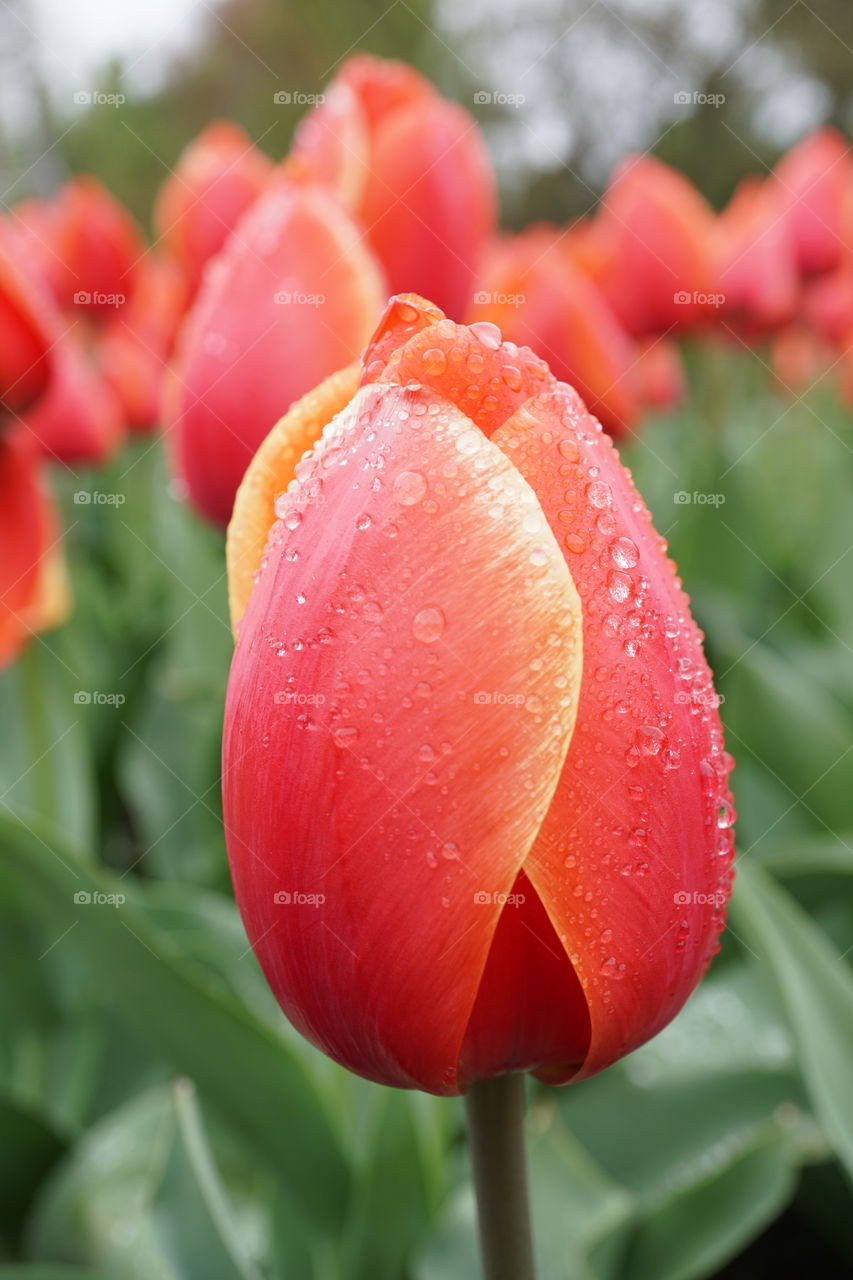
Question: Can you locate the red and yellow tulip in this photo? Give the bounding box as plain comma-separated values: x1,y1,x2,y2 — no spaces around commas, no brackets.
222,295,734,1095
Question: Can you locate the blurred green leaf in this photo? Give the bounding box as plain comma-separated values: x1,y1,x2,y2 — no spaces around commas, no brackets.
151,1080,262,1280
731,860,853,1181
0,644,94,851
0,811,350,1231
0,1096,67,1251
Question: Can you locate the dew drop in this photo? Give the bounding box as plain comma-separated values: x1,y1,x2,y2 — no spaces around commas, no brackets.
422,347,447,375
413,607,445,643
610,536,640,569
394,470,428,506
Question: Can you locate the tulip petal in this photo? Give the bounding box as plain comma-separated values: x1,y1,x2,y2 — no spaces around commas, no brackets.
359,98,495,319
491,383,735,1080
223,380,583,1094
360,295,553,436
227,361,360,630
0,433,63,667
166,176,385,525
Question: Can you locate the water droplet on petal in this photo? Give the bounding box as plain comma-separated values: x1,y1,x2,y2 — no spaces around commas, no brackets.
413,607,445,643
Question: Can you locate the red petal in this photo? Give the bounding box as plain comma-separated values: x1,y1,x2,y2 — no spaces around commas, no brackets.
166,176,385,526
154,122,273,297
223,380,583,1093
490,383,735,1080
0,434,62,667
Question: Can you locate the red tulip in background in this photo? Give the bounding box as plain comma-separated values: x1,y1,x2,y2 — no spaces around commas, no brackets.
165,174,385,526
591,155,718,336
289,54,496,319
0,246,69,667
154,121,273,298
773,127,850,277
222,294,735,1095
467,228,644,436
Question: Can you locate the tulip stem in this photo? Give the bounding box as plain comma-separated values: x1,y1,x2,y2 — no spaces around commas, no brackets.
464,1073,537,1280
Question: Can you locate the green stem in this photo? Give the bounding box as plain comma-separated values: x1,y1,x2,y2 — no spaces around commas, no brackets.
20,643,53,819
464,1074,536,1280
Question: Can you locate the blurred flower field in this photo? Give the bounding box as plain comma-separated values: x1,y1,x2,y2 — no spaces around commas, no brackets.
1,33,853,1280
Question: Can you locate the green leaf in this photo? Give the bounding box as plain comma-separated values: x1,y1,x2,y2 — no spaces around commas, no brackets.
0,1095,67,1249
622,1124,799,1280
0,810,350,1231
0,643,94,852
730,860,853,1180
151,1080,262,1280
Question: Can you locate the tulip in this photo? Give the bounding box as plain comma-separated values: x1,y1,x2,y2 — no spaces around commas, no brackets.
289,54,495,318
222,293,734,1096
770,323,831,393
0,432,67,668
773,128,850,277
165,173,385,526
24,333,124,466
154,122,273,298
714,176,799,334
634,337,685,412
49,176,144,317
467,228,643,436
593,155,717,336
0,240,53,415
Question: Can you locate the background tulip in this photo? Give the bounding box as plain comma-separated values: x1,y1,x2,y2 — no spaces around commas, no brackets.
165,174,385,525
154,121,274,298
223,294,734,1096
467,228,643,436
593,155,717,336
290,54,496,319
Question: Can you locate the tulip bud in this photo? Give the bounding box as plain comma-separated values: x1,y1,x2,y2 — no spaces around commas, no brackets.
0,432,68,668
773,128,849,277
222,295,734,1095
154,122,273,297
290,54,496,319
165,175,385,526
594,155,717,337
468,228,643,436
